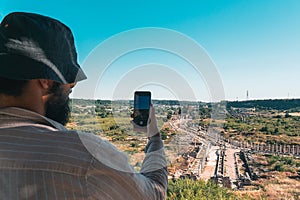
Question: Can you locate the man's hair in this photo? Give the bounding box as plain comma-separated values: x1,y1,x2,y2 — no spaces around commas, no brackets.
0,77,29,97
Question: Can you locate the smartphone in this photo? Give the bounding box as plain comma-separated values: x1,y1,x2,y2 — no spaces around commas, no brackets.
133,91,151,126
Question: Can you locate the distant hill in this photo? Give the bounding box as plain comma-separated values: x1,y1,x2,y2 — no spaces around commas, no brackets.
226,99,300,111
71,99,198,107
71,98,300,111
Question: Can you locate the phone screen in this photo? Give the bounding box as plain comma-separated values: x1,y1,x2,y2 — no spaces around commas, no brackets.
135,95,151,109
133,91,151,126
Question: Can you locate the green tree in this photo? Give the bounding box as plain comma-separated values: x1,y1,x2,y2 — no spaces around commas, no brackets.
167,110,173,120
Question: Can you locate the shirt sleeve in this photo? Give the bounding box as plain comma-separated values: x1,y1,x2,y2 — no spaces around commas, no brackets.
140,135,168,198
82,132,168,199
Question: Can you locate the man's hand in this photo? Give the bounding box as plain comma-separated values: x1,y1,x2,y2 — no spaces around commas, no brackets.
131,105,160,138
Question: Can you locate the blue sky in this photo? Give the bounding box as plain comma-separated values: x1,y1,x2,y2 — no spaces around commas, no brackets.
1,0,300,101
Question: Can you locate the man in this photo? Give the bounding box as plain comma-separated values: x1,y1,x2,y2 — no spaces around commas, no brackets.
0,12,168,199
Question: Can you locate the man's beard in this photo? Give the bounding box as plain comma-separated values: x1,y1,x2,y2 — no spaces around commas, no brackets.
45,83,70,125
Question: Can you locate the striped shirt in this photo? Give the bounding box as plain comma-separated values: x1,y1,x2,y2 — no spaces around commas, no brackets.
0,107,168,200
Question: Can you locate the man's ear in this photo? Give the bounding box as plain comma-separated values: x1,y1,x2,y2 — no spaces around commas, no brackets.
38,79,53,94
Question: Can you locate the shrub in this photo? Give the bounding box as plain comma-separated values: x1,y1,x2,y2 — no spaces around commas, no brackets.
273,163,285,172
167,179,239,200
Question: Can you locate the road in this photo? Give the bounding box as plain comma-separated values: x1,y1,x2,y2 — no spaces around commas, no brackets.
167,117,241,189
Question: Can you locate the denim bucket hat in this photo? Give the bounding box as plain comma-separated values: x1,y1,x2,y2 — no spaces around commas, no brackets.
0,12,87,84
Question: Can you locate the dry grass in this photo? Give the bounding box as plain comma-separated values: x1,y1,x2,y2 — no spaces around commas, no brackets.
235,153,300,200
234,174,300,200
260,172,299,200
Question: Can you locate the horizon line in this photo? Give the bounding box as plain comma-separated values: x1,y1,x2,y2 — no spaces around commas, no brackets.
71,97,300,103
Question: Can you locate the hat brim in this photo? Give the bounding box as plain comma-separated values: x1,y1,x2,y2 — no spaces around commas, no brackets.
0,53,87,83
